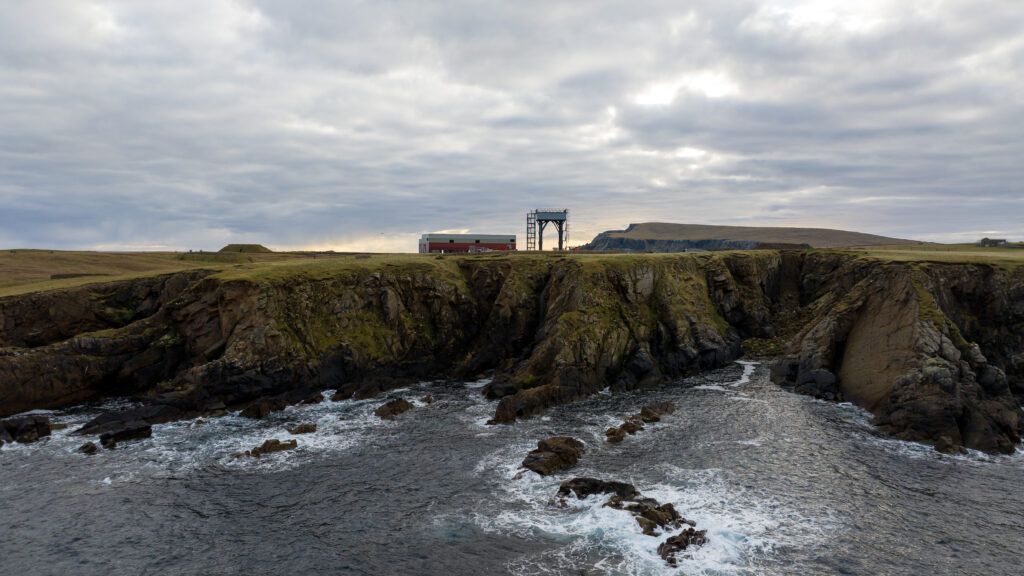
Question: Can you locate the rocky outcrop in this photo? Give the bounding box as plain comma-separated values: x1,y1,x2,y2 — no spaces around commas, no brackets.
0,252,1021,453
0,414,52,444
771,258,1023,453
658,528,708,566
374,398,413,420
606,402,676,443
521,436,585,476
556,477,707,566
0,270,210,348
556,477,639,500
287,423,317,435
235,438,297,458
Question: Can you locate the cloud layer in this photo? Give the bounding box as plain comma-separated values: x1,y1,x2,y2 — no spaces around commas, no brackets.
2,0,1022,250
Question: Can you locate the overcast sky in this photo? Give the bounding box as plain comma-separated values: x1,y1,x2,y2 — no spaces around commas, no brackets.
1,1,1021,251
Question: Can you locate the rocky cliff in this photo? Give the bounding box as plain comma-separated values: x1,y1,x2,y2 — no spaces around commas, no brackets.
0,252,1020,453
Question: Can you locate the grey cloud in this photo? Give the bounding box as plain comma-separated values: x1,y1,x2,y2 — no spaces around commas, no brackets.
0,0,1022,250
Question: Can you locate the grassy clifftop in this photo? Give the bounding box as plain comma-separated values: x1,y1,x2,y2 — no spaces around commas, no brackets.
2,245,1022,298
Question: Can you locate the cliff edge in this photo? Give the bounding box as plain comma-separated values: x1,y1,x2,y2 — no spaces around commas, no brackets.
0,251,1020,453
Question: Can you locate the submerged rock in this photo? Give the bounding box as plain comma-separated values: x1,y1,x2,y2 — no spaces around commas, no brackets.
287,423,317,435
420,394,434,404
78,441,98,455
374,398,413,420
1,415,52,444
99,423,152,449
521,436,585,476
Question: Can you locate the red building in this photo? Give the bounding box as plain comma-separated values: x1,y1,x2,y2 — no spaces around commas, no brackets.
419,233,516,253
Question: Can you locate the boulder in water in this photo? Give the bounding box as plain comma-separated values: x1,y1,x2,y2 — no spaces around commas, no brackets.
1,414,52,444
99,423,152,449
287,423,317,435
605,426,627,444
658,527,708,566
420,394,434,404
78,441,98,455
374,398,413,420
237,438,298,458
640,402,676,423
557,477,638,500
521,436,585,476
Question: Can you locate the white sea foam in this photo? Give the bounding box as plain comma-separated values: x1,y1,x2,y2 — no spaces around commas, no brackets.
732,360,758,387
472,439,826,576
0,389,407,482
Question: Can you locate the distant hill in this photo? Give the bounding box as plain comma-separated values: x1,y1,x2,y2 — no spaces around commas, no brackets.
582,223,919,252
219,244,272,253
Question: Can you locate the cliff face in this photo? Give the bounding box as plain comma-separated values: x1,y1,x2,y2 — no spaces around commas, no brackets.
0,252,1020,453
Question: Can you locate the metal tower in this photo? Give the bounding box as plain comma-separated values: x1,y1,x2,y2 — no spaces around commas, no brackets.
526,209,569,251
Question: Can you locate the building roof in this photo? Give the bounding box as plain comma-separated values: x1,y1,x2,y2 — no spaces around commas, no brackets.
421,233,516,242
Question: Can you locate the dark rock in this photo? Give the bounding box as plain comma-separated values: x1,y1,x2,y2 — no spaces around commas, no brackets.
76,404,182,436
934,435,964,454
620,417,644,434
1,414,52,443
605,427,626,444
639,402,676,423
236,438,298,458
240,398,287,419
658,527,708,566
420,394,434,404
521,436,585,476
287,423,317,435
374,398,413,420
299,392,325,405
78,441,98,455
626,501,685,535
99,422,152,449
557,477,638,500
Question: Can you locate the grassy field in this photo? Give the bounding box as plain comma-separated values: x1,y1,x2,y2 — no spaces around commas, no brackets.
843,243,1024,268
1,245,1021,297
0,249,306,297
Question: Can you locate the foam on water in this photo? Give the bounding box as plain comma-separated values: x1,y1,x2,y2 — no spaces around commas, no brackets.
0,388,416,482
474,457,826,576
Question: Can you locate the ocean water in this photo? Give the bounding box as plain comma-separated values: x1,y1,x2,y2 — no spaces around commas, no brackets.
2,362,1022,575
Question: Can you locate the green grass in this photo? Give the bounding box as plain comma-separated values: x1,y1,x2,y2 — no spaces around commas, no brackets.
841,244,1024,268
3,245,1021,298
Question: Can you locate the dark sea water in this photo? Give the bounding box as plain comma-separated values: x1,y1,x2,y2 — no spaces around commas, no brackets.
2,362,1022,576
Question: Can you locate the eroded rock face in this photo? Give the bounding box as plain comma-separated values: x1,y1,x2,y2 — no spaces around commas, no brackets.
521,436,585,476
374,398,413,420
1,252,1020,454
771,262,1022,453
